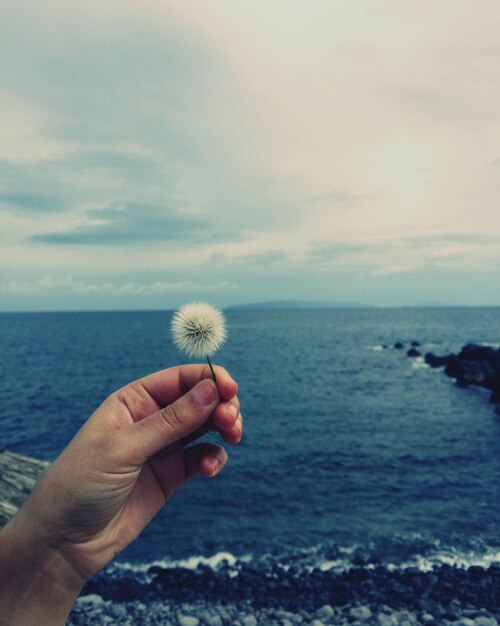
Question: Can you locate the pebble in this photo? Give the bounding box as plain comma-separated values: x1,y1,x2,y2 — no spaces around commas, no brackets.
395,612,417,625
108,604,128,619
202,614,223,626
77,594,105,606
66,591,500,626
378,615,398,626
316,605,335,621
350,607,373,622
178,616,200,626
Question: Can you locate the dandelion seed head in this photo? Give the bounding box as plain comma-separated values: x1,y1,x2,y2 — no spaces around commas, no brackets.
171,301,227,359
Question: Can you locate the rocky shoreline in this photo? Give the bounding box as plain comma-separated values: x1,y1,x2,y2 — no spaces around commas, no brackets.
393,342,500,413
68,561,500,625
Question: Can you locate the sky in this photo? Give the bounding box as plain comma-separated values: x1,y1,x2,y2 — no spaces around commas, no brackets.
1,0,499,311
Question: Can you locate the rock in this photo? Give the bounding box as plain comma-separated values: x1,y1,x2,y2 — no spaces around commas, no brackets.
407,348,421,357
425,353,450,368
76,594,105,606
452,620,476,626
411,341,421,347
394,612,417,625
310,621,325,626
201,615,223,626
350,606,372,621
421,615,434,623
445,356,496,388
490,372,500,403
378,614,397,626
459,344,499,365
474,619,498,626
394,342,404,349
242,616,258,626
178,616,200,626
316,605,335,621
108,604,128,618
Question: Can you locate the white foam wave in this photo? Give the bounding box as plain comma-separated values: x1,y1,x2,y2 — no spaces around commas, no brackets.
109,544,499,580
393,548,500,572
317,546,500,574
111,550,250,581
411,357,429,369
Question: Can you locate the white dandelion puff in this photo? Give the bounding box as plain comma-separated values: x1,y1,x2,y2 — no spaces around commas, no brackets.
171,302,227,380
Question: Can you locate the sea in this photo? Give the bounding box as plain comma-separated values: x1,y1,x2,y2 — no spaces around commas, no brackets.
1,307,499,609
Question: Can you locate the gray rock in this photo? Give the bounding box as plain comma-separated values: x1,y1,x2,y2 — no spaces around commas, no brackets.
350,607,373,622
378,615,398,626
452,620,476,626
474,619,498,626
395,612,417,625
242,616,258,626
310,620,325,626
421,615,434,623
197,611,223,626
178,616,200,626
77,594,105,606
108,604,129,619
316,605,335,621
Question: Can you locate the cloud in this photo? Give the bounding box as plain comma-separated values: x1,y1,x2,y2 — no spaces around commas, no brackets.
307,232,500,275
307,188,370,210
29,202,225,245
0,276,239,295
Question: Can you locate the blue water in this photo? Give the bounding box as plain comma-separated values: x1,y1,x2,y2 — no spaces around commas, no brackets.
1,308,499,571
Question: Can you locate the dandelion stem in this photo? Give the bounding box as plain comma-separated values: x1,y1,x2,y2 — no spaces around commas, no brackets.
206,355,217,383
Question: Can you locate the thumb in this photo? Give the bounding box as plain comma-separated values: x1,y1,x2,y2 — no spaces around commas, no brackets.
127,379,220,461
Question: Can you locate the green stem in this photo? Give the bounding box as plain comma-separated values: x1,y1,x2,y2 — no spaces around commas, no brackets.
206,354,217,383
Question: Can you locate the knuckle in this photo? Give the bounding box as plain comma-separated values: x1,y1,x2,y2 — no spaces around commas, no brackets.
161,402,185,430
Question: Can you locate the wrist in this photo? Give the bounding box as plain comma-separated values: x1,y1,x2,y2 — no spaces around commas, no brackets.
0,510,86,626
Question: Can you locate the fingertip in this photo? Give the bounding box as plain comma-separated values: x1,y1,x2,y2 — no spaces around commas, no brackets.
220,425,242,445
212,403,238,432
200,452,227,477
219,378,238,401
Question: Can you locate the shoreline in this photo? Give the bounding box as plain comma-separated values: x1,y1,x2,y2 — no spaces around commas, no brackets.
69,559,499,625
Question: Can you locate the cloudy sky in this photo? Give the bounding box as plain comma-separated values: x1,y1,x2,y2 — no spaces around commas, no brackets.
1,0,499,311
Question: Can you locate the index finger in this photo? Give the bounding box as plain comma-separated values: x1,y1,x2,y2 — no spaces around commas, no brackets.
139,364,238,407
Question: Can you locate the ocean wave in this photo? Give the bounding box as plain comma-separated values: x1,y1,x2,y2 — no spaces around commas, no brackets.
110,538,500,580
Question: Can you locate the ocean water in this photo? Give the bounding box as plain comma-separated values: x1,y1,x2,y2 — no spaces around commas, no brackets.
1,307,499,576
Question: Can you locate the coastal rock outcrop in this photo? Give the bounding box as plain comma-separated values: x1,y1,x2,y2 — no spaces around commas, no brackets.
422,343,500,410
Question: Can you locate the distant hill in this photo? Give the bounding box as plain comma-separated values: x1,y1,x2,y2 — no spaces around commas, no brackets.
226,300,370,310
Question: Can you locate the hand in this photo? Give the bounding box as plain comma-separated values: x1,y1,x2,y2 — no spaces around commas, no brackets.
0,364,242,625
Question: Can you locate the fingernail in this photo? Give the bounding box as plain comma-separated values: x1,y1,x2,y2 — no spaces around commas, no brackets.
193,380,218,406
228,404,238,418
210,457,220,475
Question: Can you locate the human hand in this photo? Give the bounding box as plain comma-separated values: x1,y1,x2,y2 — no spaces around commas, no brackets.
0,364,242,625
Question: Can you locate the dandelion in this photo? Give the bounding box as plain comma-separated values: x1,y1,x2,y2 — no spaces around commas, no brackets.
171,302,227,382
